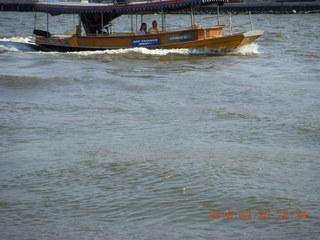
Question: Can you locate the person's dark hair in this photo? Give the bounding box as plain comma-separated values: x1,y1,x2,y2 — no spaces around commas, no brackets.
140,22,146,31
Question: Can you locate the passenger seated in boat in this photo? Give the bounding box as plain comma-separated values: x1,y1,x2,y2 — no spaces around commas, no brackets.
138,23,147,34
89,13,102,34
148,20,159,34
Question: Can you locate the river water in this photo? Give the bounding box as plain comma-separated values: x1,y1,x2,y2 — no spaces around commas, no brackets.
0,11,319,240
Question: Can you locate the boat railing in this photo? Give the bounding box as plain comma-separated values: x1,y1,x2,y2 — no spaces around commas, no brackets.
227,11,254,35
194,11,254,37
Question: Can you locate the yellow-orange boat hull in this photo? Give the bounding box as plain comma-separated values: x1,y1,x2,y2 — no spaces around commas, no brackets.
34,26,264,52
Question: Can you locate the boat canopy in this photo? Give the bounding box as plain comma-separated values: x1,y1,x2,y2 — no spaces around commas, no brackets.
35,0,227,14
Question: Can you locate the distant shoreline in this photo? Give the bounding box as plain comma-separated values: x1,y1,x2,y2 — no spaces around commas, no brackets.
1,3,320,14
201,4,320,14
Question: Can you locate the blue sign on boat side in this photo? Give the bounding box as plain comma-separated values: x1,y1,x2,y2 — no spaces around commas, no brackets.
167,34,192,41
131,38,160,47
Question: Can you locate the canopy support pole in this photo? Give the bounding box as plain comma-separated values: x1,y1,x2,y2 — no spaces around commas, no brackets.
100,12,103,34
46,13,49,33
190,7,196,27
73,12,75,29
160,10,167,31
77,14,82,35
249,11,253,30
217,5,220,25
229,13,233,35
136,14,138,33
34,11,37,29
109,12,113,34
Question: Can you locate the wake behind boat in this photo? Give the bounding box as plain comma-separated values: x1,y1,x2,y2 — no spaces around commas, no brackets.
33,0,264,52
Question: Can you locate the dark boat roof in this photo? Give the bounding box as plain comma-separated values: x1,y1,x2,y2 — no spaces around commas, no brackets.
35,0,226,14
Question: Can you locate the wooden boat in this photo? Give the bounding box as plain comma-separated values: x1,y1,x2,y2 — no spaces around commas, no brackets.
33,0,264,52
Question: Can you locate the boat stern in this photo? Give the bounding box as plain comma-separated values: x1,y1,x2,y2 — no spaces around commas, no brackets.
34,34,74,51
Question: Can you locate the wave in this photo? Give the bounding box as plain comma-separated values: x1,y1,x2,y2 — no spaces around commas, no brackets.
0,45,20,53
66,47,190,56
0,36,37,53
0,36,262,56
230,43,262,56
0,36,33,44
67,43,262,57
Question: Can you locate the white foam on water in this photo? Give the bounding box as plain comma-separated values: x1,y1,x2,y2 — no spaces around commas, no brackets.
67,47,191,56
64,47,236,57
0,44,20,53
0,36,33,44
0,36,36,52
231,43,262,56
